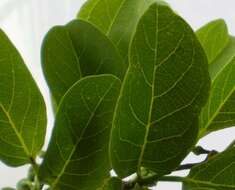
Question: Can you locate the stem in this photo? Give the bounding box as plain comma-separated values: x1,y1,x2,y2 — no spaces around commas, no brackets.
158,176,186,182
192,146,211,155
138,174,186,186
175,163,200,171
29,157,43,190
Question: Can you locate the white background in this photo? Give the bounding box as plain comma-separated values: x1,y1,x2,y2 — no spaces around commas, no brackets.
0,0,235,189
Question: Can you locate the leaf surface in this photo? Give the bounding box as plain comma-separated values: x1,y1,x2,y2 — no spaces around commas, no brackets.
183,147,235,190
100,177,122,190
39,75,121,190
197,19,229,63
78,0,157,60
110,2,210,178
197,20,235,137
42,19,125,106
0,30,47,166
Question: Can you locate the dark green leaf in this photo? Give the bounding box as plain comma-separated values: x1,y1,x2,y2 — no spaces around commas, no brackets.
42,19,125,106
197,20,235,137
183,147,235,190
39,75,121,190
101,177,122,190
110,2,210,178
78,0,157,60
0,30,47,166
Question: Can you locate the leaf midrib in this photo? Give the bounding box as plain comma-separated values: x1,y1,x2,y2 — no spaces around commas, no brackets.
137,5,159,175
0,103,31,159
200,56,235,137
51,77,117,188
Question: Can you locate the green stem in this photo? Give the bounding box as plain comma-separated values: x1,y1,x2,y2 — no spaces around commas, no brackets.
29,157,42,190
138,174,186,186
158,176,186,182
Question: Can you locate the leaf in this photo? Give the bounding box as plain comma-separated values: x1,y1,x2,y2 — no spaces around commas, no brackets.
100,177,122,190
183,147,235,190
110,2,210,178
78,0,157,60
42,19,125,106
197,20,235,137
197,19,230,64
0,30,47,166
39,75,121,190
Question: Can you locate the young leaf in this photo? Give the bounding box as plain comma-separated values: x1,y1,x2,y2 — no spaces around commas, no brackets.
110,2,210,178
197,19,230,64
197,20,235,137
0,30,47,166
183,147,235,190
78,0,157,60
39,75,121,190
42,19,125,106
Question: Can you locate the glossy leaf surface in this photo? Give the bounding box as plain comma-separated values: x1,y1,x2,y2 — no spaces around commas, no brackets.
110,3,210,177
0,30,46,166
42,20,125,105
39,75,121,190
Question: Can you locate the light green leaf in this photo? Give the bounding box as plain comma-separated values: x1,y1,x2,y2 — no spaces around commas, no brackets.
110,2,210,178
0,30,46,166
39,75,121,190
197,20,235,137
78,0,157,60
183,147,235,190
42,19,125,106
197,19,229,64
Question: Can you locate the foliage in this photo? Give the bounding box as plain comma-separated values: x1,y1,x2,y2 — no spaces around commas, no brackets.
0,0,234,190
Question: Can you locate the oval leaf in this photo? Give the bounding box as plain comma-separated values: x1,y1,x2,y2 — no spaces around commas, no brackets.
78,0,157,60
183,147,235,190
42,19,125,106
197,19,229,64
0,30,46,166
198,20,235,137
39,75,121,190
110,3,210,178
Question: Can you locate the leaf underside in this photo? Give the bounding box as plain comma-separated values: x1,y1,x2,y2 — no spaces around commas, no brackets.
0,29,46,166
197,20,235,137
39,75,121,190
110,2,210,178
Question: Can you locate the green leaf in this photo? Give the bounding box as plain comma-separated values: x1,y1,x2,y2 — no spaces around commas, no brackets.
100,177,122,190
42,19,125,106
0,30,47,166
197,20,235,137
183,147,235,190
197,19,229,64
39,75,121,190
78,0,157,60
110,2,210,178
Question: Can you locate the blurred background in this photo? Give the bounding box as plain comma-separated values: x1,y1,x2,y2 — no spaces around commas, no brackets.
0,0,235,189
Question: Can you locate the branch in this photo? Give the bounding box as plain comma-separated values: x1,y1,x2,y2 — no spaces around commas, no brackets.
175,163,200,171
